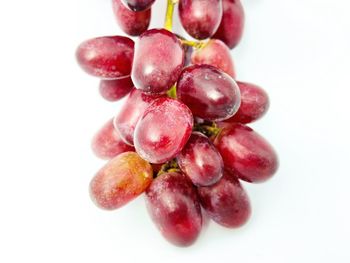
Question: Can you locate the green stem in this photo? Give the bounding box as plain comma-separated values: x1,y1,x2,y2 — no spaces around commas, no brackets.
167,85,177,98
157,159,180,177
164,0,179,31
181,39,207,49
194,122,222,138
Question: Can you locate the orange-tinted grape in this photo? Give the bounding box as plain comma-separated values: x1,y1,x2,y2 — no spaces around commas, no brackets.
90,152,153,210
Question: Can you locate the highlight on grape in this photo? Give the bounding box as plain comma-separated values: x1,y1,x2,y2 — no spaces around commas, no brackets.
76,0,279,247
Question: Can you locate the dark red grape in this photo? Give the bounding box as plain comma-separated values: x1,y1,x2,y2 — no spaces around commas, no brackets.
99,77,134,102
214,123,278,183
113,88,164,146
134,97,193,164
145,172,202,246
177,64,241,121
91,119,134,159
213,0,245,49
76,36,134,79
225,81,269,124
122,0,155,11
177,132,223,186
112,0,151,36
90,152,153,210
179,0,223,40
198,171,251,228
131,29,184,93
191,39,236,78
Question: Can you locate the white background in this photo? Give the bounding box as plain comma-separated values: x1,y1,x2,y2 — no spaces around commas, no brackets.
0,0,350,262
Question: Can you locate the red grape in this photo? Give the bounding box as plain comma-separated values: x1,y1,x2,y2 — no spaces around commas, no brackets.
177,132,223,186
76,36,134,79
179,0,223,40
213,0,245,49
198,171,251,228
131,29,184,93
226,81,269,123
214,123,278,183
99,77,134,102
112,0,151,36
145,172,202,246
90,152,153,210
91,119,134,159
113,88,164,146
191,39,236,78
122,0,155,11
177,64,241,121
134,97,193,164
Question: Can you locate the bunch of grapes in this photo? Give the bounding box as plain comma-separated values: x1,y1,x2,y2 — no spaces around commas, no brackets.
76,0,278,247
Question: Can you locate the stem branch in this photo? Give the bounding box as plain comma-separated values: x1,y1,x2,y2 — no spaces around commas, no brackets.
181,39,207,49
194,122,222,138
167,85,177,99
164,0,179,31
157,159,180,177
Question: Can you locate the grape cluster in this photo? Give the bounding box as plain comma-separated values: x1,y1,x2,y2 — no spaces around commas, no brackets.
76,0,278,247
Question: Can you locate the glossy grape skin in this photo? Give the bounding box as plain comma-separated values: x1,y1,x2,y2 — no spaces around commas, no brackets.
177,64,241,121
213,0,245,49
179,0,223,40
131,29,184,94
122,0,155,11
99,77,134,102
225,81,270,124
145,172,202,247
112,0,151,36
91,119,134,159
214,123,278,183
90,152,153,210
76,36,134,79
113,88,164,146
134,97,193,164
191,39,236,78
198,171,251,228
177,132,223,186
